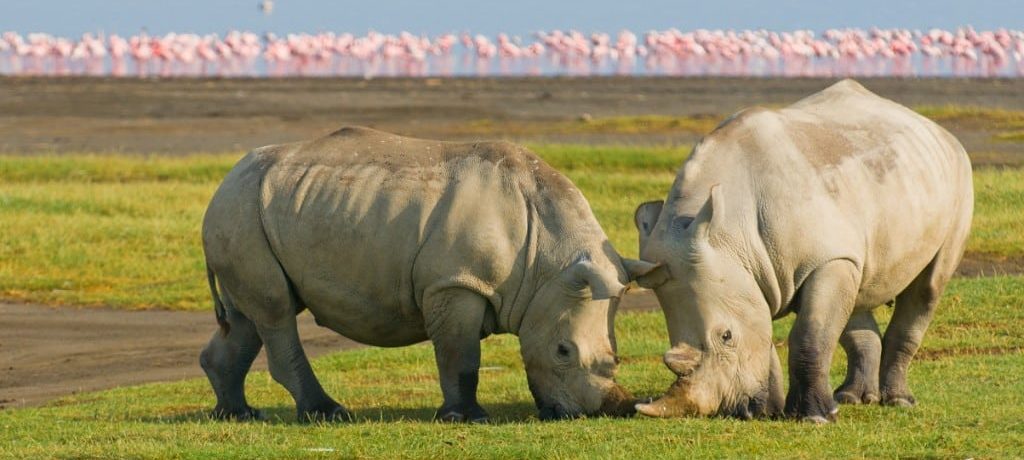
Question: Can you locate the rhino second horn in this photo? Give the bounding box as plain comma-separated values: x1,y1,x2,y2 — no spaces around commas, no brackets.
663,346,702,377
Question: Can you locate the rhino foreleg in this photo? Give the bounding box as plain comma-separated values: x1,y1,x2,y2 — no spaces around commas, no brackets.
424,288,490,423
834,310,882,405
258,316,353,423
200,297,264,421
785,260,860,423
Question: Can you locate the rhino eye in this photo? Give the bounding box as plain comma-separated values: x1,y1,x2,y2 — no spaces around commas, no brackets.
557,343,571,357
721,330,733,344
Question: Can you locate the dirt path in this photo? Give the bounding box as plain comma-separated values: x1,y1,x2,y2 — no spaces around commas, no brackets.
0,291,660,409
0,303,361,409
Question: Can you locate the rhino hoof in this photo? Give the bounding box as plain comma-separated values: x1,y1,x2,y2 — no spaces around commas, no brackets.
437,412,490,424
882,396,916,408
801,415,832,424
211,406,264,422
834,390,880,405
301,405,354,423
437,405,489,423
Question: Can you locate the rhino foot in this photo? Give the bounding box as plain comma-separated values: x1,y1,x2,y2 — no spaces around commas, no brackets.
799,406,839,424
881,394,916,407
834,387,880,405
211,405,264,422
300,403,354,423
801,415,832,424
436,404,489,423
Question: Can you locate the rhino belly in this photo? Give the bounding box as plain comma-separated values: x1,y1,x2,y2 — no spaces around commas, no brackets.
303,295,428,347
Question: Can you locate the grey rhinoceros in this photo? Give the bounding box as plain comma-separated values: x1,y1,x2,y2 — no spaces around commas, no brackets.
626,79,973,422
200,127,640,423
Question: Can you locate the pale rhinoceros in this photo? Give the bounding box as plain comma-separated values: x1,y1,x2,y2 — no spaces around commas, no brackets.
626,79,973,422
200,127,640,423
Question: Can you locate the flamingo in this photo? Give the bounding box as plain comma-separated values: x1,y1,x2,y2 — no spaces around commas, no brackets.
2,27,1024,78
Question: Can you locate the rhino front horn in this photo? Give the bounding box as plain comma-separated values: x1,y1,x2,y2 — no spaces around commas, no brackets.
636,395,686,418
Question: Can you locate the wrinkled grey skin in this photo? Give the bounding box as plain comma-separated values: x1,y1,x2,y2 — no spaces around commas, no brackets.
200,127,639,423
627,79,974,422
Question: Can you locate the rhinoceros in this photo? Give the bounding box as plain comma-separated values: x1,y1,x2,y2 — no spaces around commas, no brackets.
626,79,973,422
200,127,640,423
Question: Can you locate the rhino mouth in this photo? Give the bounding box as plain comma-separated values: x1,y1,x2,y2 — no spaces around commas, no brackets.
528,378,575,420
528,376,636,420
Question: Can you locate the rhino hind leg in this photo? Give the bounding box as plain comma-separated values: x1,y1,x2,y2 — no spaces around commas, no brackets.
879,248,956,407
424,288,490,423
834,311,882,405
200,294,264,421
785,260,860,423
257,315,353,423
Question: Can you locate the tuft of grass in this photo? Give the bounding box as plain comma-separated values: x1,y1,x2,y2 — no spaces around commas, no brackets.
1,275,1023,458
1,149,1022,310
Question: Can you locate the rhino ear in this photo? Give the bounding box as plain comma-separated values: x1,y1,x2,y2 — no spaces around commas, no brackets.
634,200,664,249
686,185,724,241
569,259,627,300
623,258,671,289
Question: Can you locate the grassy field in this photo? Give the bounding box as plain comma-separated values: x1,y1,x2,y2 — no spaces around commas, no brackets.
2,145,1023,458
1,146,1022,310
1,274,1022,458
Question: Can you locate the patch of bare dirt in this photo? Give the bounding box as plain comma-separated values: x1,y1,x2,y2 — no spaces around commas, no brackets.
915,346,1023,361
0,291,662,409
0,302,360,409
0,77,1021,167
956,253,1024,277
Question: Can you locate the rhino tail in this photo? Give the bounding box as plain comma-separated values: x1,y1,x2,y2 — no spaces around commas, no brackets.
207,266,231,336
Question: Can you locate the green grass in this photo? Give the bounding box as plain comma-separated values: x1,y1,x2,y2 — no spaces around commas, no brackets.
915,105,1024,129
971,168,1024,257
461,107,1024,144
1,148,1021,310
916,105,1024,143
995,130,1024,142
461,115,721,137
2,275,1023,458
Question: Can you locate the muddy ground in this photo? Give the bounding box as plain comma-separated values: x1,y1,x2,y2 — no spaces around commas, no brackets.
0,291,659,409
1,77,1021,409
2,77,1024,165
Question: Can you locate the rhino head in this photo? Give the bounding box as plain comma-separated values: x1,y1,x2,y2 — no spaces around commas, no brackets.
626,186,785,419
518,253,638,420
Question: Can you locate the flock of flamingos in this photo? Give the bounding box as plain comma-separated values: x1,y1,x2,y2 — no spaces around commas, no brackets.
2,27,1023,78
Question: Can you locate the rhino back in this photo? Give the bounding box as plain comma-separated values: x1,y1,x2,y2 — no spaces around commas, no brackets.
673,80,972,312
249,127,585,344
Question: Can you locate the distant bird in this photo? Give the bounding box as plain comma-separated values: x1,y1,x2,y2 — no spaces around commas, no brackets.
259,0,273,15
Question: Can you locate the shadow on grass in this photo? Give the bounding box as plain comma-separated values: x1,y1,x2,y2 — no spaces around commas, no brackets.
141,401,556,425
